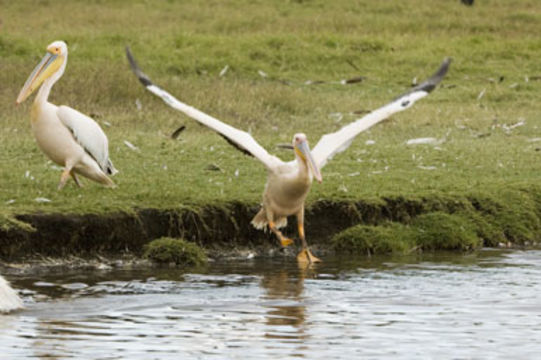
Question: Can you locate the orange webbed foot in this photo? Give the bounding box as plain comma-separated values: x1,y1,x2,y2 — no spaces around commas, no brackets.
280,237,294,247
297,248,321,264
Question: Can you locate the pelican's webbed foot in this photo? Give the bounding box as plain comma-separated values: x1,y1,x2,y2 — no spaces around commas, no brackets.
297,248,321,264
280,237,294,247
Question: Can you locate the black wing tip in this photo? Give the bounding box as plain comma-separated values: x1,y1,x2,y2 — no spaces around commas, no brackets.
125,46,154,88
421,57,452,93
406,57,452,95
393,57,451,100
435,57,452,79
217,133,254,157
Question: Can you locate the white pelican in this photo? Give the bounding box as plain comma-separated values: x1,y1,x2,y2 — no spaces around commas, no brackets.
0,274,22,313
16,41,117,189
127,48,450,263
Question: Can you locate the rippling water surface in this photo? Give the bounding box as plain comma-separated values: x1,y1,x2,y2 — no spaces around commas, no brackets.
2,249,541,359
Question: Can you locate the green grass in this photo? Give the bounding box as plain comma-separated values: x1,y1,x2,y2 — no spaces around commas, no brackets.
413,212,481,251
2,0,541,236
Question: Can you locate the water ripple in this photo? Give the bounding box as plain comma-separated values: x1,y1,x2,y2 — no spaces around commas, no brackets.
2,249,541,359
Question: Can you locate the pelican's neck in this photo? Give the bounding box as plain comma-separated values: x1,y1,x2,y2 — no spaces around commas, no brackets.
34,77,55,105
295,155,312,182
34,54,67,106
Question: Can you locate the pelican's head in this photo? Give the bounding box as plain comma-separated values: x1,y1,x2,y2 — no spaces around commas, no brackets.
16,40,68,104
293,133,322,183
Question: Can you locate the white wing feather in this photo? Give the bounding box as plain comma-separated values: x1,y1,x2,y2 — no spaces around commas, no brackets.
312,58,451,168
0,275,23,313
312,91,427,168
57,105,112,173
126,48,283,172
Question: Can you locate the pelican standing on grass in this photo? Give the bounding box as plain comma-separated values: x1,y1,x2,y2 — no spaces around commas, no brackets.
16,41,117,189
0,275,22,313
127,48,450,263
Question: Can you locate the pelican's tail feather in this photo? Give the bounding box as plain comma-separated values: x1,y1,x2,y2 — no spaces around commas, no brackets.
251,208,268,230
251,209,287,230
88,170,116,188
274,217,287,229
106,159,119,176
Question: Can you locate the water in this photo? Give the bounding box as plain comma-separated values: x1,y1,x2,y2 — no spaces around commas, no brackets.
1,249,541,359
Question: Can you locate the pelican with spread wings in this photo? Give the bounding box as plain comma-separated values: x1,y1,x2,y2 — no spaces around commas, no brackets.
16,41,117,189
127,48,450,263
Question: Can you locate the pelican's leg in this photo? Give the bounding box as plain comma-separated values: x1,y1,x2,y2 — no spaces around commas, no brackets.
266,210,293,247
71,172,83,187
58,167,73,190
296,207,321,264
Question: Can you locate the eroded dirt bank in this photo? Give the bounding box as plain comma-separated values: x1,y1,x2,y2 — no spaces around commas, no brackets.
0,201,368,260
2,190,541,263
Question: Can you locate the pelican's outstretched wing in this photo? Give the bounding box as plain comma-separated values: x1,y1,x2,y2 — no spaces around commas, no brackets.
126,47,283,171
57,106,118,175
312,58,451,168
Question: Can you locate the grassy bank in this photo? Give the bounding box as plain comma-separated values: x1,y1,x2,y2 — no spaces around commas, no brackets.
332,187,541,255
2,188,541,261
1,1,541,256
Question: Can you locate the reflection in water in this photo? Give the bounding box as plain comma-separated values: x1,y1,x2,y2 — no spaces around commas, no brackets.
261,267,307,341
1,249,541,359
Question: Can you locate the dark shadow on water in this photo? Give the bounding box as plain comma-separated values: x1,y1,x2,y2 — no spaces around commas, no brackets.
7,248,513,301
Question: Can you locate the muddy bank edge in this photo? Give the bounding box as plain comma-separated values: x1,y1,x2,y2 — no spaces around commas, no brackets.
2,187,541,261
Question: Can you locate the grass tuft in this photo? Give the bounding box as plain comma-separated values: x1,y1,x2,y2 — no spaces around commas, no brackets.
143,237,207,266
332,211,481,255
0,212,35,233
412,212,481,251
332,222,415,255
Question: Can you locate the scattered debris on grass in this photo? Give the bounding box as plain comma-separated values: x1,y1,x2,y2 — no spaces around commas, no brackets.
477,88,486,100
407,137,440,146
205,163,223,172
219,65,229,77
171,125,186,139
123,140,140,152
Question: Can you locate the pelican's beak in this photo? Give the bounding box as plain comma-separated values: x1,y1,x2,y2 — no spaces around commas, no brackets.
16,52,63,104
296,140,322,183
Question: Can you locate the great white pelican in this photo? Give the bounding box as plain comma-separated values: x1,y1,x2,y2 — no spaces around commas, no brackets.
0,275,22,313
127,48,450,263
16,41,117,189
